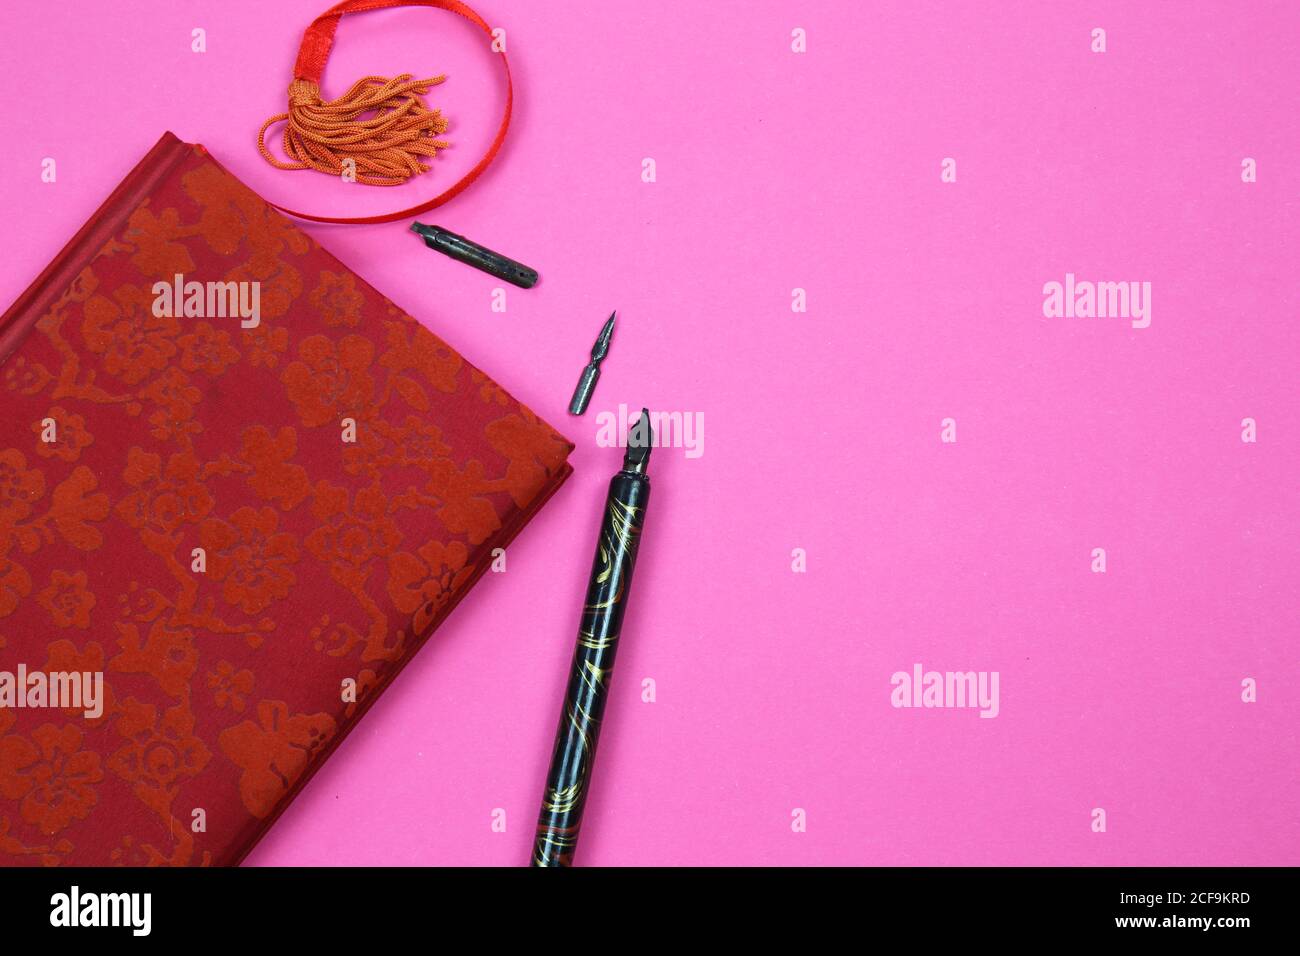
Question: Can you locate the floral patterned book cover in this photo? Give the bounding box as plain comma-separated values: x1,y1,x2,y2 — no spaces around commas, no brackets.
0,132,574,866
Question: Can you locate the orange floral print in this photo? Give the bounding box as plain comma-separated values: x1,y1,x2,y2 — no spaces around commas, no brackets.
3,356,53,396
308,614,397,661
65,265,100,303
471,368,509,406
486,409,576,508
0,448,45,526
0,815,72,866
139,367,203,443
306,481,401,572
47,466,111,552
140,367,201,416
0,724,103,836
144,411,200,447
109,618,197,698
42,640,113,724
226,252,301,321
379,319,462,393
116,447,213,533
109,835,155,867
122,203,195,279
343,414,450,478
200,506,300,614
238,426,310,511
309,270,364,327
81,284,180,385
218,700,336,818
36,569,96,629
178,321,241,376
208,661,254,713
115,582,170,625
386,539,474,633
183,162,310,261
108,698,210,798
184,163,266,256
33,407,92,462
381,415,452,469
425,457,501,545
282,334,377,427
339,424,388,479
242,324,289,368
0,547,32,619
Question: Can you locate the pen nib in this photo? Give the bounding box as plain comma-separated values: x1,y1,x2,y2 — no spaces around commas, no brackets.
568,311,617,416
591,311,616,363
623,407,653,474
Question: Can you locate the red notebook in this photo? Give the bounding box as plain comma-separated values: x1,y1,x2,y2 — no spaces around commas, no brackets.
0,132,573,866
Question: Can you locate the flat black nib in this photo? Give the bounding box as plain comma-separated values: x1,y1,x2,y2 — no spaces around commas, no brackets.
623,407,653,474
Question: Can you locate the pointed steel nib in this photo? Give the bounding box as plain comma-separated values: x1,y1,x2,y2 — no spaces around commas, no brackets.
622,407,653,474
591,311,616,362
568,311,617,415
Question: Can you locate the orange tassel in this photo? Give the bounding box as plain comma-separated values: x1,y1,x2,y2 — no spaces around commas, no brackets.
258,74,450,186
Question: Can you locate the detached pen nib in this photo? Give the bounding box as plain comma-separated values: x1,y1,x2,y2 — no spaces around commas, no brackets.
591,311,616,362
622,407,653,474
568,311,617,415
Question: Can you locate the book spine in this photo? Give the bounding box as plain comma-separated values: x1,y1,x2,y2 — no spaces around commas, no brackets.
0,131,193,365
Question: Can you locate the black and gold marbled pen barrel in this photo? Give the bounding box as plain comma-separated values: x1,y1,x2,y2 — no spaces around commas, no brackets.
532,408,654,866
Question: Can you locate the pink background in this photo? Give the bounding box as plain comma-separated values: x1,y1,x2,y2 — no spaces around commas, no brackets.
1,1,1297,865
